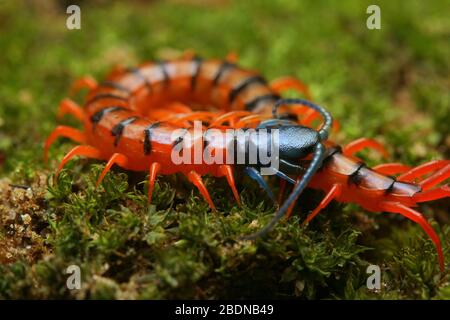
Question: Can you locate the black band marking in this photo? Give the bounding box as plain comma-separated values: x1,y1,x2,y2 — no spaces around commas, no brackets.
203,129,211,151
191,56,203,90
172,129,188,156
100,81,130,93
348,162,367,186
320,146,342,169
111,116,138,146
156,60,170,85
143,122,161,155
244,93,281,111
213,61,235,86
127,67,152,93
85,93,128,106
90,106,126,129
385,176,397,194
229,75,267,103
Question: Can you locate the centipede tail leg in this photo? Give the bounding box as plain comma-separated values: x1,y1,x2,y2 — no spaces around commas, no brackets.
303,184,342,225
148,162,161,204
70,76,97,95
398,160,450,182
343,138,389,159
96,153,129,187
186,171,216,210
419,164,450,191
56,145,102,178
373,163,411,175
44,126,86,163
244,167,276,203
380,201,444,272
57,99,85,121
219,165,241,206
414,185,450,203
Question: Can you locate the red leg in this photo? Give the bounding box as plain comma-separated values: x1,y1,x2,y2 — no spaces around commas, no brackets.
96,153,129,187
343,138,389,159
148,162,161,204
219,165,241,206
165,102,193,113
398,160,450,182
226,52,239,63
70,76,97,95
270,76,312,100
209,111,251,128
186,171,215,210
44,126,86,163
380,201,444,273
56,145,102,178
303,184,342,225
291,106,340,133
278,179,287,205
414,185,450,203
286,178,301,219
57,98,85,122
419,164,450,191
373,163,411,175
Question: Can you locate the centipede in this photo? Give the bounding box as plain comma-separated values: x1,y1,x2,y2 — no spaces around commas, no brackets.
45,53,449,272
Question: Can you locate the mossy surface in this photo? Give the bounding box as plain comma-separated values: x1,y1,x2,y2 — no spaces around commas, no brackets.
0,0,449,299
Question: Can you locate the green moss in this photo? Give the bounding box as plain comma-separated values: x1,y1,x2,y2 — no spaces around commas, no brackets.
0,0,448,299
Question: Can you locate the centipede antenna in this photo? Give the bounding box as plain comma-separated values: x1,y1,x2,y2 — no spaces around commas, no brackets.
241,143,325,240
273,98,333,141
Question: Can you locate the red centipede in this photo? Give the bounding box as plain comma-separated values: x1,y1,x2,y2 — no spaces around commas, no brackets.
45,53,449,272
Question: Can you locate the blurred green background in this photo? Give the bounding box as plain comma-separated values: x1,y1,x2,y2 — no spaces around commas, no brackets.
0,0,449,299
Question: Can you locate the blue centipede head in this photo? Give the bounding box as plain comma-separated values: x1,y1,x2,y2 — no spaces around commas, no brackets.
257,119,320,160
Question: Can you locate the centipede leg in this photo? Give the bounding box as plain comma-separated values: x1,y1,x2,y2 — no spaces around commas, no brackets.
96,153,129,187
70,76,97,95
44,126,86,163
303,184,342,225
414,185,450,203
219,165,241,206
419,164,450,191
186,171,216,210
343,138,389,159
226,52,239,63
244,167,275,203
57,98,85,122
56,145,102,178
270,77,312,100
286,178,300,219
398,160,450,183
380,201,444,272
278,179,287,205
148,162,161,204
373,163,411,175
291,105,340,133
